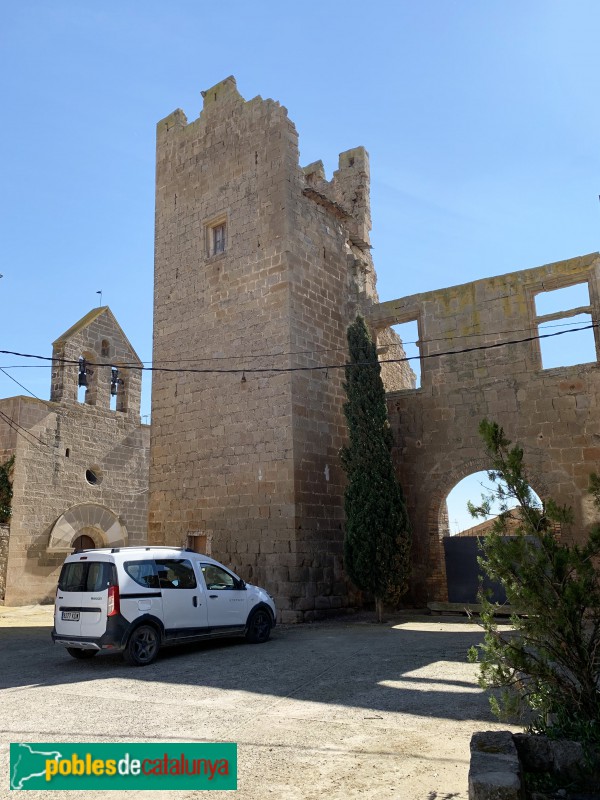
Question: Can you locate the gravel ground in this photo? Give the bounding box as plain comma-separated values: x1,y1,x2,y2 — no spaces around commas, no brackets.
0,605,518,799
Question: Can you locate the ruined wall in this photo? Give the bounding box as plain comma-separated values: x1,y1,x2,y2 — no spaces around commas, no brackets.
2,396,149,604
150,77,415,620
368,252,600,603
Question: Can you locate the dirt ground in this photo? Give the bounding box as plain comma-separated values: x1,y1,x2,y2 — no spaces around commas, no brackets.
0,605,518,799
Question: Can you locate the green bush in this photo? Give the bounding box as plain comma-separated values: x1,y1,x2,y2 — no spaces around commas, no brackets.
467,420,600,746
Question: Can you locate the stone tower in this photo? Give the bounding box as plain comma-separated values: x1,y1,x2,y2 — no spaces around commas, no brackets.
150,76,406,621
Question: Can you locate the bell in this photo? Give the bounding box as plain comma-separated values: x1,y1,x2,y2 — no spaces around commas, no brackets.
111,367,123,396
78,360,88,388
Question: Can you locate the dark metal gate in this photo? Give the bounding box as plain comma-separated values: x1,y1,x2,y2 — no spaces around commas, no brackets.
443,536,507,604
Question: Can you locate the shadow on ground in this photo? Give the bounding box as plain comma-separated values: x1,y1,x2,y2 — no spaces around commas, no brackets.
0,614,495,725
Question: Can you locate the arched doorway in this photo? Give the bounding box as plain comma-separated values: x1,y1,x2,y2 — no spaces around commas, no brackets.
72,534,96,551
442,470,542,603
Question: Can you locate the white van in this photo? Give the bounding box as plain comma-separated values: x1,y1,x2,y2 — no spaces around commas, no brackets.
51,546,276,666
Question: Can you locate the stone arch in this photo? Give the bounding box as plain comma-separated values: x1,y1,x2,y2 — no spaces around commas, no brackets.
110,362,129,413
79,350,98,406
437,458,549,535
47,503,127,553
425,457,549,602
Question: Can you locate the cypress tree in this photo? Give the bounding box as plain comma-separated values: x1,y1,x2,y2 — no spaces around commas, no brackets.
341,315,412,622
0,455,14,525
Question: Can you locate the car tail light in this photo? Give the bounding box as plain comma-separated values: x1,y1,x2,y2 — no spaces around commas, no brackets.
107,585,120,617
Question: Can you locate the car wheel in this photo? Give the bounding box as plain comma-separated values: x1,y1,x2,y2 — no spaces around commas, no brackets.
66,647,98,659
245,608,272,643
123,625,160,666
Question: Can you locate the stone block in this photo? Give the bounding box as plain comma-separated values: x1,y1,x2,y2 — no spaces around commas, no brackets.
468,731,522,800
513,734,585,782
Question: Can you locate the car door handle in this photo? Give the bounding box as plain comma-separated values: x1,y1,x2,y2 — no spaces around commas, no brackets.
192,596,201,607
209,595,218,599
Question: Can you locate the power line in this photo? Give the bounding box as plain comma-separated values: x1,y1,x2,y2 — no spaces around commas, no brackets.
0,409,52,452
0,322,596,377
0,319,594,372
0,367,69,416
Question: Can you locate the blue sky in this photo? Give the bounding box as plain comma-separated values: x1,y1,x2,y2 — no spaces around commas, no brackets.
1,2,599,527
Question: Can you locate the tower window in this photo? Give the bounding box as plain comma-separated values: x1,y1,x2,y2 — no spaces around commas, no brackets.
205,216,227,258
212,223,226,255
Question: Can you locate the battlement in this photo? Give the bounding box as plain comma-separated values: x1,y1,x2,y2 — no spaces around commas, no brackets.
200,75,243,109
156,75,288,144
155,75,372,253
301,146,372,249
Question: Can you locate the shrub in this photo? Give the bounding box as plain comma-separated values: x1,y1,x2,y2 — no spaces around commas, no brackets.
467,419,600,746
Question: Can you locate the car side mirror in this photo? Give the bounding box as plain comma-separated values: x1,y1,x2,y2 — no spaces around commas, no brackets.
236,579,246,590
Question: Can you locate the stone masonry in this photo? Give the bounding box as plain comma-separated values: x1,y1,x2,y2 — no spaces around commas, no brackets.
150,76,412,621
151,78,600,611
369,252,600,603
0,307,149,605
0,524,9,602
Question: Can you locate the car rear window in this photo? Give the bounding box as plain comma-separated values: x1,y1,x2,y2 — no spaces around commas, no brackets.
124,560,159,589
58,561,117,592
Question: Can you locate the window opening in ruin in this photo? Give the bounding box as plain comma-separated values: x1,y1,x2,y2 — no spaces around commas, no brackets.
65,448,70,458
534,282,597,369
378,321,421,391
101,339,110,358
444,471,541,537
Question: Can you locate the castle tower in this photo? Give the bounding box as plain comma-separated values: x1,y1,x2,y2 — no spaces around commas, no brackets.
150,77,383,621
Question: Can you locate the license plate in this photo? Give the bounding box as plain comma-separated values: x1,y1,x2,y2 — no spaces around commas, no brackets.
61,611,80,621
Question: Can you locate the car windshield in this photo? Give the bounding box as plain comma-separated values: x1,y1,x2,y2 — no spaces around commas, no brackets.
58,561,116,592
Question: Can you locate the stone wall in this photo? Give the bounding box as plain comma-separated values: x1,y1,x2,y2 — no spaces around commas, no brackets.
2,395,150,604
0,307,149,605
368,251,600,603
150,77,415,620
0,524,9,602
